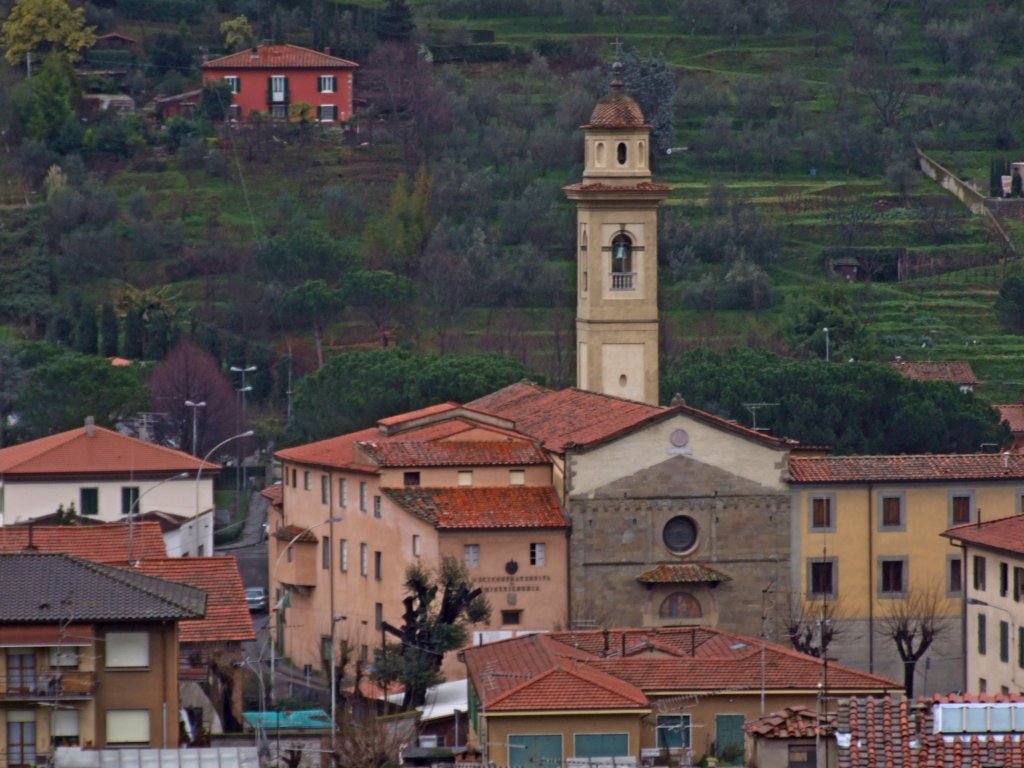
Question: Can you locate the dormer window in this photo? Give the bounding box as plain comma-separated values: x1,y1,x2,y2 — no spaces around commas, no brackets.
611,234,634,290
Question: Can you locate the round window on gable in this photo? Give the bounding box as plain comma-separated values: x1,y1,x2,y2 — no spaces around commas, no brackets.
617,142,628,165
663,515,698,554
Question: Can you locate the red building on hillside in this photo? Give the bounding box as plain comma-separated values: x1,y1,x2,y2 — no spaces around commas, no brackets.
201,44,357,123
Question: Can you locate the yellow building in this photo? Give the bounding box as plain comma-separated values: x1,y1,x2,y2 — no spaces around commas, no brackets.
788,453,1024,694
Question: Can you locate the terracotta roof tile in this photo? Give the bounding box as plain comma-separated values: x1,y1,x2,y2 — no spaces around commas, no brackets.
0,522,167,564
0,426,217,476
838,694,1024,767
359,440,548,468
890,359,978,385
586,89,646,128
789,454,1024,483
942,513,1024,555
382,487,566,529
135,557,255,643
203,44,358,70
488,661,648,712
463,627,897,711
636,563,731,584
276,524,319,543
261,483,283,509
744,706,832,738
997,403,1024,433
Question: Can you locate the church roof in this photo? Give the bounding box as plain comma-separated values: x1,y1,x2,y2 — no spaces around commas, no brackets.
587,84,647,128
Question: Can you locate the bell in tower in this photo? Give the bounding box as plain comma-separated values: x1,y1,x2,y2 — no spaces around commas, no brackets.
564,63,669,406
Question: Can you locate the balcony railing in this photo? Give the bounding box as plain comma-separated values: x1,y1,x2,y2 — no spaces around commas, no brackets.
0,671,95,699
610,272,635,291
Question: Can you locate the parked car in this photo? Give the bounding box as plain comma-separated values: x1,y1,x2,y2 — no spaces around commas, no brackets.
246,586,268,612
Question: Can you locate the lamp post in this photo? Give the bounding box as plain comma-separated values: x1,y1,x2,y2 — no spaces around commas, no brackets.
193,429,255,556
184,400,206,456
128,471,189,563
823,327,830,362
269,515,343,706
330,614,346,750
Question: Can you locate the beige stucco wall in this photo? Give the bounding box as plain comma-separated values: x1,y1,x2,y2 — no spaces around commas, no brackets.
439,528,569,633
484,712,644,768
378,464,550,489
568,413,788,497
0,477,213,528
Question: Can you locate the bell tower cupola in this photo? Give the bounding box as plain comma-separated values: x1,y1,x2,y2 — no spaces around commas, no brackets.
564,64,669,406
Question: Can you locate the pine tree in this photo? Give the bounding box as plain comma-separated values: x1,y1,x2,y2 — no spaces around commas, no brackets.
100,303,119,357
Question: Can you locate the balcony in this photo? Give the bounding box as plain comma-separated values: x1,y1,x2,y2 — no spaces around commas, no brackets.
610,272,635,291
0,671,95,700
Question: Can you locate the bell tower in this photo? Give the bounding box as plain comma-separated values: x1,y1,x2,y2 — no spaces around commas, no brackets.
564,65,669,405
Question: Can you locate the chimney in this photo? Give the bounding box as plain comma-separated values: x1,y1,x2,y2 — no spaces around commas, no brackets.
24,520,38,551
85,416,95,437
323,46,331,56
250,46,259,59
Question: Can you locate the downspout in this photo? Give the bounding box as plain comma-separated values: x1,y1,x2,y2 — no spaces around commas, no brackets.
868,484,874,674
163,624,171,747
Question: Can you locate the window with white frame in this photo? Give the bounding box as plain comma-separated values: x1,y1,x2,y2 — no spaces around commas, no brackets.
339,478,348,508
656,714,691,749
105,632,149,668
317,104,337,122
318,75,336,93
322,536,331,570
303,471,311,491
509,469,525,486
464,543,480,568
52,709,80,746
228,104,241,121
373,495,382,518
340,539,348,572
106,709,150,744
360,482,367,511
321,475,329,505
223,75,240,94
530,542,546,566
49,647,79,667
458,470,473,486
360,543,368,577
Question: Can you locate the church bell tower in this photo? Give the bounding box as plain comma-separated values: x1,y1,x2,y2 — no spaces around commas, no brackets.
564,65,669,406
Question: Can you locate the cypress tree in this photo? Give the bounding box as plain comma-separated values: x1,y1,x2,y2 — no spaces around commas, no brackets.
124,307,144,359
377,0,415,42
991,156,1003,198
101,303,119,357
1013,172,1022,198
75,303,98,355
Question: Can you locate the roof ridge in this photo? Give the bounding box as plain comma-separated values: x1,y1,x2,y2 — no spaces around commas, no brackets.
90,558,206,617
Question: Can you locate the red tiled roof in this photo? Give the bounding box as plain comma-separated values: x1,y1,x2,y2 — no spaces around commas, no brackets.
377,402,461,429
261,483,283,508
382,486,566,529
0,426,216,476
890,359,978,385
942,513,1024,555
838,694,1024,767
587,88,646,128
463,627,897,711
744,706,832,738
636,563,731,584
134,557,255,643
0,522,167,563
488,660,648,712
563,181,671,194
203,44,358,70
470,382,795,453
276,524,319,543
997,403,1024,433
789,454,1024,483
359,440,548,468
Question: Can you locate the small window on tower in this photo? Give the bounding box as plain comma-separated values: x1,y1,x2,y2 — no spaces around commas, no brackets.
617,142,627,164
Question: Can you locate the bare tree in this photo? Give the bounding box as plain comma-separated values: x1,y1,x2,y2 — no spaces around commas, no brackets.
785,592,844,659
880,587,945,698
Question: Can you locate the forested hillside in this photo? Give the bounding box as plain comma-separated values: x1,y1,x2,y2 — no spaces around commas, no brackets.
1,0,1022,454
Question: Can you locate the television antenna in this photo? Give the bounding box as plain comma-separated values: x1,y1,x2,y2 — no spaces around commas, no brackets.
742,402,778,432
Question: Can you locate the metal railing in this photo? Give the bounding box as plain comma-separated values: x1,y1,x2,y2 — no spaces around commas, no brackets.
0,671,95,699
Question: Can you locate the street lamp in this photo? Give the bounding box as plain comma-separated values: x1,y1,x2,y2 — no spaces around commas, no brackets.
269,515,343,706
193,429,255,556
330,614,346,749
128,471,189,563
822,327,830,362
184,400,206,456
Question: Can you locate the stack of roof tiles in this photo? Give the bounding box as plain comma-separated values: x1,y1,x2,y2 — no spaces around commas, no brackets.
744,706,832,739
